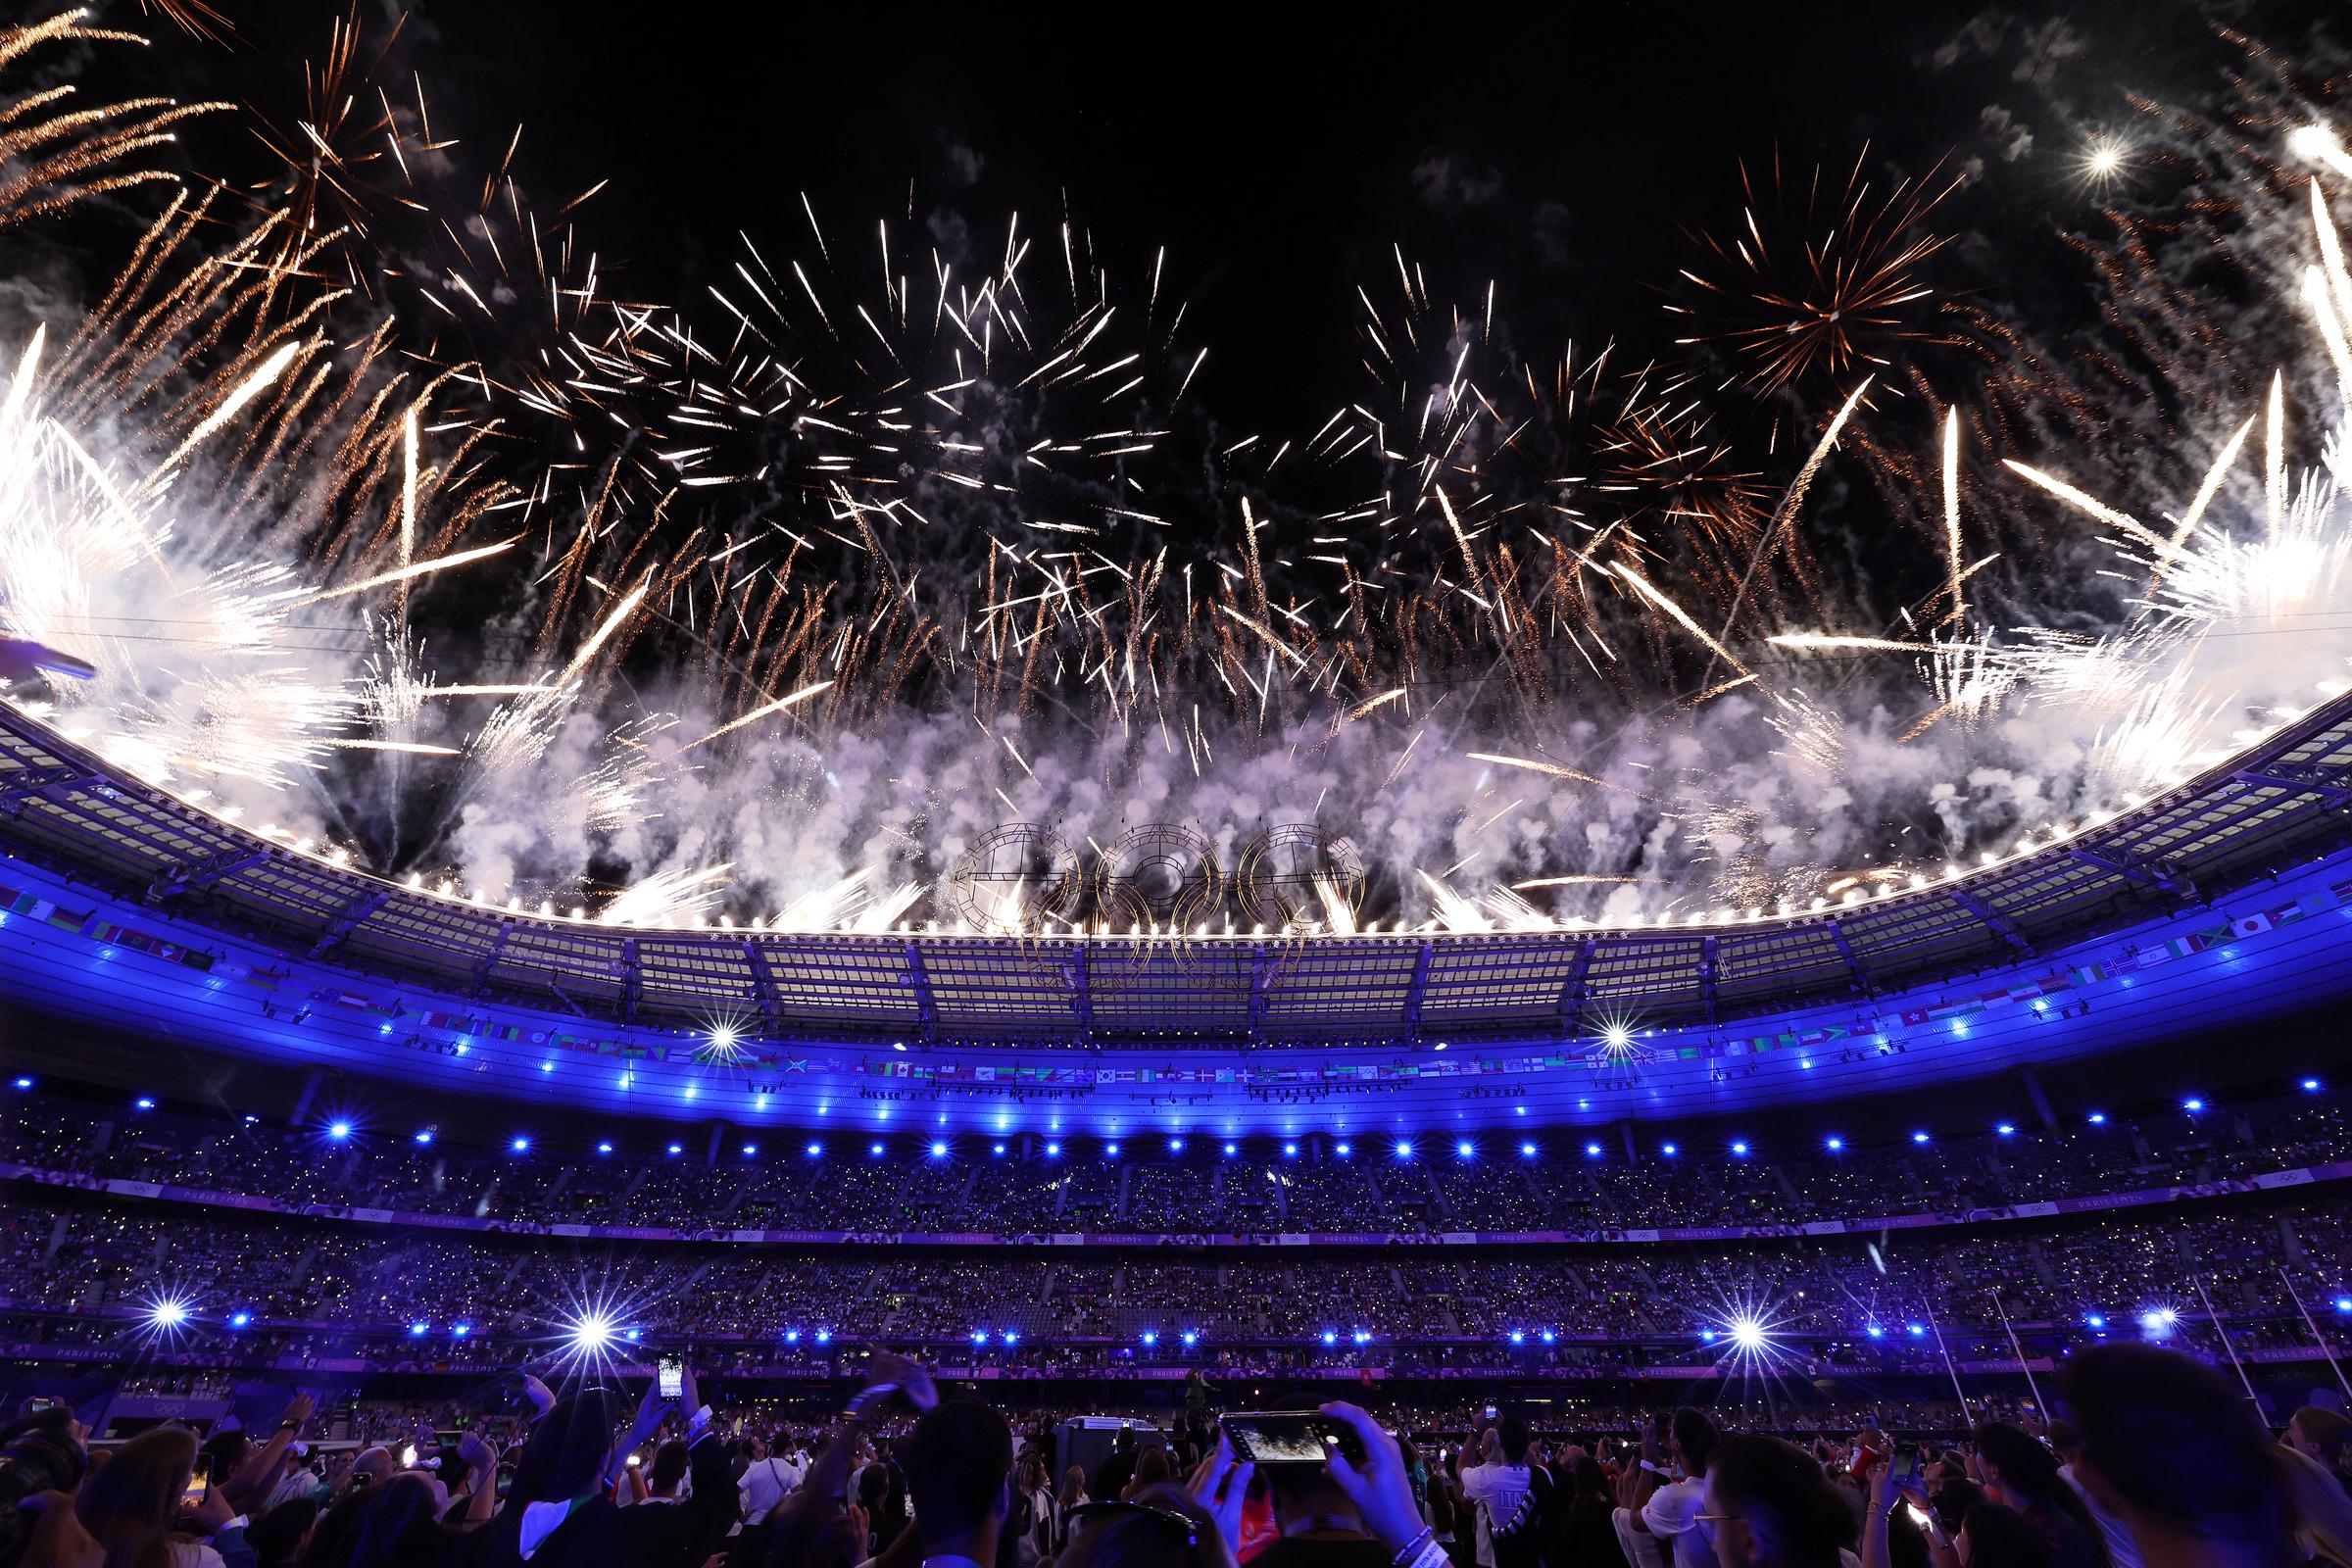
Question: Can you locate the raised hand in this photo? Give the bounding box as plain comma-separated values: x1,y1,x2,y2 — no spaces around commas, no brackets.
1186,1434,1256,1555
1318,1401,1423,1555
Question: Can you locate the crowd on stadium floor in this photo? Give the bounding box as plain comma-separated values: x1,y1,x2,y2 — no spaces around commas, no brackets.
4,1341,2350,1568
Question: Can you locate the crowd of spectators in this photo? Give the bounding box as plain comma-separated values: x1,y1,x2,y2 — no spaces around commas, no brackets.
4,1166,2348,1382
3,1093,2343,1238
3,1341,2347,1568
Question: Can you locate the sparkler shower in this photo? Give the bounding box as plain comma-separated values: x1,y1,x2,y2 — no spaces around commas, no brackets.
6,6,2352,950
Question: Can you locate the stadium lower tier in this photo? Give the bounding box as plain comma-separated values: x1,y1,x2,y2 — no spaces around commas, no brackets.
5,1169,2347,1390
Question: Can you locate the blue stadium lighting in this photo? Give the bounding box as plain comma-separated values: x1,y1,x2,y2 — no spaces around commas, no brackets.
930,1140,949,1158
1140,1331,1157,1347
2334,1298,2352,1313
2182,1098,2204,1112
2087,1112,2107,1125
807,1142,823,1157
992,1143,1005,1156
1283,1142,1298,1157
569,1313,617,1352
1906,1324,1926,1337
1540,1329,1557,1344
414,1130,433,1145
1509,1330,1525,1345
11,1077,28,1090
870,1142,885,1157
1351,1330,1371,1346
1584,1143,1602,1158
597,1142,613,1154
1699,1329,1717,1343
2305,1078,2324,1092
134,1097,155,1110
1321,1331,1338,1346
1104,1142,1120,1157
666,1144,683,1155
1223,1142,1238,1156
1730,1316,1767,1351
409,1321,428,1337
741,1144,758,1156
452,1323,470,1338
1661,1143,1678,1156
1004,1331,1019,1344
1865,1324,1884,1339
144,1297,186,1328
229,1311,250,1328
1455,1140,1475,1160
1182,1330,1199,1347
1911,1131,1930,1145
1045,1142,1061,1157
1996,1124,2016,1136
1334,1141,1351,1156
2085,1314,2107,1329
784,1330,801,1344
1730,1140,1749,1156
327,1121,352,1141
971,1330,988,1345
511,1137,530,1152
813,1329,832,1345
1394,1140,1414,1159
1523,1142,1540,1158
624,1329,640,1343
1169,1138,1185,1153
1826,1137,1844,1152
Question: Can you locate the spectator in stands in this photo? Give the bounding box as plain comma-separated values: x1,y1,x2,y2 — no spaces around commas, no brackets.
1972,1423,2106,1568
2285,1407,2350,1492
1124,1449,1174,1502
906,1399,1016,1568
1560,1453,1631,1568
1698,1435,1854,1568
1619,1411,1719,1568
1058,1485,1228,1568
635,1442,690,1506
1056,1465,1094,1552
467,1371,735,1567
242,1495,315,1568
1456,1415,1536,1568
74,1426,250,1568
2062,1345,2289,1568
1095,1432,1140,1507
739,1434,805,1527
342,1474,453,1568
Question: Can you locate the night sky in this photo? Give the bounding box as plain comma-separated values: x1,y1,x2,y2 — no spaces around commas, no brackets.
63,0,2352,441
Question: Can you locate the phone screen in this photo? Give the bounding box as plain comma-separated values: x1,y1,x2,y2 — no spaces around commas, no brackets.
26,1396,58,1412
1895,1444,1922,1480
1220,1411,1367,1468
658,1356,684,1399
181,1456,211,1508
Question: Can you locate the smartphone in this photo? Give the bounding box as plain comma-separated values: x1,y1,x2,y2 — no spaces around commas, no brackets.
657,1356,684,1399
181,1455,212,1509
25,1396,58,1412
1220,1411,1368,1468
1894,1444,1922,1480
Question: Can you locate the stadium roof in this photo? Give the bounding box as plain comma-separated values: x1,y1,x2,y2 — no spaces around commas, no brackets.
7,696,2352,1042
3,696,2351,1127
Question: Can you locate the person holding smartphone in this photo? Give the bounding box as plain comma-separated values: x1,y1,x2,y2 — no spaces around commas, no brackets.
72,1427,250,1568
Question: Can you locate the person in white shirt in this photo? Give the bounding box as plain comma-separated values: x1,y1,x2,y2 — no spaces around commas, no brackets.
1456,1415,1536,1568
739,1433,807,1526
1614,1410,1718,1568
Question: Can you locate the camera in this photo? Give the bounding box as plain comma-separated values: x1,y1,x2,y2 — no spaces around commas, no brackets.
0,1407,89,1568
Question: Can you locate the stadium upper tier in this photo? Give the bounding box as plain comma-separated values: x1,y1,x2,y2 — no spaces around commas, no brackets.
4,696,2352,1128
